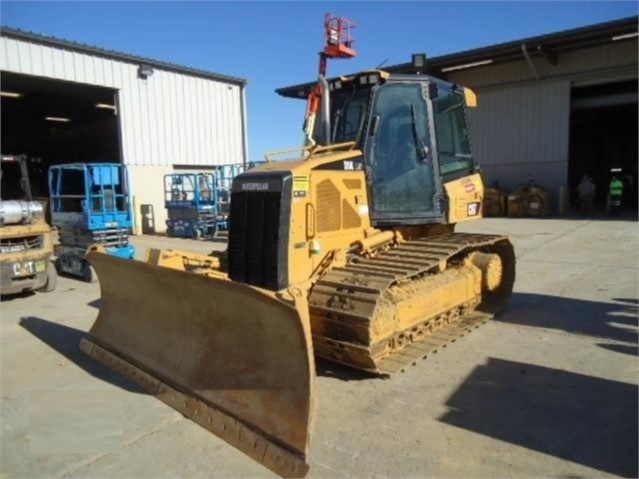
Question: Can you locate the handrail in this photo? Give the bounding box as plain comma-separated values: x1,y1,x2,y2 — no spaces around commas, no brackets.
263,141,358,162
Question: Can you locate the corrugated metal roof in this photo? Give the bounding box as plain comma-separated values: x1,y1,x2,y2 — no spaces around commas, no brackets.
276,15,638,98
0,25,248,85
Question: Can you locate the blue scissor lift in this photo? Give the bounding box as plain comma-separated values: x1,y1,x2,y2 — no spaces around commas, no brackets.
211,164,244,233
165,163,267,240
48,163,136,282
164,173,220,239
211,162,266,233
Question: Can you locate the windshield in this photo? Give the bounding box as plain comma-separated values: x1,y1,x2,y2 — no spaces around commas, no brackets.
432,89,473,176
327,88,371,144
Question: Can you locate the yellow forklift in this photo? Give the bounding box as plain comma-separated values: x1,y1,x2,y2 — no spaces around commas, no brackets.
0,154,57,295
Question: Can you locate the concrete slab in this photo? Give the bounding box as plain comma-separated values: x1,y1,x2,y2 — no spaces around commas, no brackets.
1,218,637,478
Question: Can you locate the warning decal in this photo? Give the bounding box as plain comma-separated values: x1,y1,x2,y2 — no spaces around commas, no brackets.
293,176,310,197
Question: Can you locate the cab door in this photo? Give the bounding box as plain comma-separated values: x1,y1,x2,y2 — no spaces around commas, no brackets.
364,81,443,225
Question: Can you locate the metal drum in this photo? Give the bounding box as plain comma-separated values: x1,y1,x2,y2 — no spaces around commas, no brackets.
0,200,45,225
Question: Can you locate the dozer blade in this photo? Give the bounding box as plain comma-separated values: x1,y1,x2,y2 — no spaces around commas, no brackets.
80,252,315,478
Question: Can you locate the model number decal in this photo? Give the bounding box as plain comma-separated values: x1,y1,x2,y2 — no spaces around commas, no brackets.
467,202,481,216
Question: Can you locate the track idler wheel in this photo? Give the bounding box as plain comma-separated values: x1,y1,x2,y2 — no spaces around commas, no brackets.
468,251,503,292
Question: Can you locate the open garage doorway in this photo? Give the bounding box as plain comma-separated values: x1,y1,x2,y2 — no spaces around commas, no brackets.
0,71,121,199
568,79,638,214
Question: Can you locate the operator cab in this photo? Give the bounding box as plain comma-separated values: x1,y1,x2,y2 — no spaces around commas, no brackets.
314,71,478,225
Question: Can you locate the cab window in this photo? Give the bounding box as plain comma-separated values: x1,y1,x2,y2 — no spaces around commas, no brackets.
433,90,473,176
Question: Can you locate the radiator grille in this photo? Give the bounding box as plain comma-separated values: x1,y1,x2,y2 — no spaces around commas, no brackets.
0,235,43,254
228,191,282,290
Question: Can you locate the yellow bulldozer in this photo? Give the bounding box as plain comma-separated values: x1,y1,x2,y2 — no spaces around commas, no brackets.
80,15,515,479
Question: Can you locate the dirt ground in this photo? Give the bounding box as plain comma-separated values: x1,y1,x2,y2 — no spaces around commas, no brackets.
1,217,637,478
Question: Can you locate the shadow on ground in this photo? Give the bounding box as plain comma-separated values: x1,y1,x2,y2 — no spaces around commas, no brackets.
315,358,380,381
439,357,638,478
498,293,638,346
1,290,36,301
19,316,143,394
596,343,638,356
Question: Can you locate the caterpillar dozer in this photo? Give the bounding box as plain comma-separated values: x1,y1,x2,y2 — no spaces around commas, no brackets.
80,14,515,479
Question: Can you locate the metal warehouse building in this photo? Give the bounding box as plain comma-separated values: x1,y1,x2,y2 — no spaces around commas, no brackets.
278,16,638,214
0,27,248,232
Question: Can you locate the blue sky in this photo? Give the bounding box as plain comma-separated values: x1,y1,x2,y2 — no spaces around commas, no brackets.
2,1,637,162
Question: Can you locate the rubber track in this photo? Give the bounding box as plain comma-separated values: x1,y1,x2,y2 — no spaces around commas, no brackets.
308,232,516,375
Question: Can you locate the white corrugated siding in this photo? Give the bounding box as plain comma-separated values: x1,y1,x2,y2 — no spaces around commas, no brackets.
0,36,245,168
1,35,246,233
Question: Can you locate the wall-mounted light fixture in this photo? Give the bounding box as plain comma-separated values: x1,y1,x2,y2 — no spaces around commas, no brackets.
1,91,23,98
441,59,493,72
138,64,154,79
44,116,71,123
95,103,117,110
612,32,639,41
